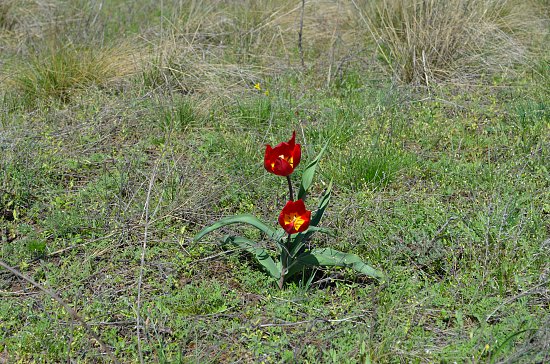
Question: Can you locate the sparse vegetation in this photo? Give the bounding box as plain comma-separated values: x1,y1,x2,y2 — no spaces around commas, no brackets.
0,0,548,363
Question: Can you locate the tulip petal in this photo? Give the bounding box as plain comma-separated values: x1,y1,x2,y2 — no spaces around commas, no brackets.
273,158,293,176
292,144,301,168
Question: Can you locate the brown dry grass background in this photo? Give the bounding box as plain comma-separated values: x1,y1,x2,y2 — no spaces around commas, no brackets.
1,0,545,97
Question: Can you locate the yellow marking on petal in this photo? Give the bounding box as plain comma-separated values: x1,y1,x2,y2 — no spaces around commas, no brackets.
283,213,306,232
293,216,306,230
277,154,293,167
283,213,294,225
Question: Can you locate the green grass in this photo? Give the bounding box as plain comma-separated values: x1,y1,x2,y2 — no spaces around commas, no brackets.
0,0,548,363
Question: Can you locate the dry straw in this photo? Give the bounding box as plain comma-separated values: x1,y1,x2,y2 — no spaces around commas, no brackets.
353,0,547,85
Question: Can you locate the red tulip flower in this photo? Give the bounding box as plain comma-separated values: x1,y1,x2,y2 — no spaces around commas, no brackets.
264,131,301,176
278,199,311,234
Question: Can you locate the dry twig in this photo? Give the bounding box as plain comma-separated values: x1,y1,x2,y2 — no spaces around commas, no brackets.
0,259,119,363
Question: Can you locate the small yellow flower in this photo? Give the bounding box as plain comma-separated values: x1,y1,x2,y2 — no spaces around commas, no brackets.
254,83,261,90
484,344,490,351
264,90,269,96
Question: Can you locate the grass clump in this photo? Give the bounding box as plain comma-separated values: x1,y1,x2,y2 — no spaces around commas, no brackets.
0,0,16,31
338,148,412,190
356,0,547,84
7,41,138,106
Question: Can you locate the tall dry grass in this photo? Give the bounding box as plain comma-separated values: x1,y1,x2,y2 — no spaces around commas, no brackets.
139,0,359,95
354,0,548,85
148,0,362,77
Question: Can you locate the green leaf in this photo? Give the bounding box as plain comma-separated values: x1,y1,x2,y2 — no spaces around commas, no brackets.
273,228,287,243
288,226,336,258
194,214,277,242
287,183,334,258
285,260,306,279
223,236,281,279
310,180,332,227
288,235,306,259
294,248,384,279
297,140,329,200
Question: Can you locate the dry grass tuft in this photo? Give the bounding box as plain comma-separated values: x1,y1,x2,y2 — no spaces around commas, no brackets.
148,0,363,80
0,0,58,52
354,0,548,85
0,0,16,31
6,40,140,105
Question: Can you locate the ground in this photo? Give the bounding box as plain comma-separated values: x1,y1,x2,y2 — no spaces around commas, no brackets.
0,0,549,363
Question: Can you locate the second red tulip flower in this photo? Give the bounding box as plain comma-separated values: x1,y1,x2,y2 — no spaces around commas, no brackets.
278,199,311,234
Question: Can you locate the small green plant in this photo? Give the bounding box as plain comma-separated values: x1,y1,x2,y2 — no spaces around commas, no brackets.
195,131,384,289
160,100,197,132
26,240,46,259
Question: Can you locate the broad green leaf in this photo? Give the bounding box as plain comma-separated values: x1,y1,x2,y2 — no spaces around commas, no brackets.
285,260,306,279
288,226,336,258
273,228,287,244
289,181,333,257
279,242,290,277
287,182,334,258
295,248,384,279
194,214,277,242
288,235,306,259
310,180,332,227
297,140,329,200
223,235,281,279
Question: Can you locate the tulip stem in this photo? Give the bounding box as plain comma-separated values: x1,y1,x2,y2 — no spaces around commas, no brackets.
278,233,292,289
286,175,294,201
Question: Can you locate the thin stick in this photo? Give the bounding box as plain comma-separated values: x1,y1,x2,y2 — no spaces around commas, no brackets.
0,259,119,363
326,0,340,87
486,278,550,322
258,313,367,328
136,162,159,364
298,0,305,69
428,216,457,245
190,248,238,264
42,232,117,261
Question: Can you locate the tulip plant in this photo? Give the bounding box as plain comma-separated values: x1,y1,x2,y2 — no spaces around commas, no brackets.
194,131,384,289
